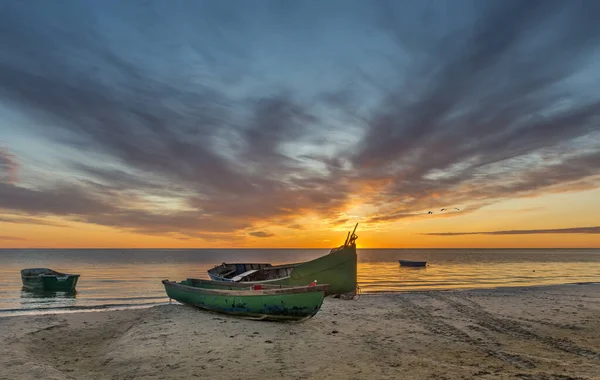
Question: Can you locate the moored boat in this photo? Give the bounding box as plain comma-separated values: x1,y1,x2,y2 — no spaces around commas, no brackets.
162,278,328,321
21,268,80,292
398,260,427,267
207,224,359,296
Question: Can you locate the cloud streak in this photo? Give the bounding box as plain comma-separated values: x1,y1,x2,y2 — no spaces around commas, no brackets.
248,231,275,238
0,236,25,241
0,216,68,227
0,149,18,184
424,226,600,236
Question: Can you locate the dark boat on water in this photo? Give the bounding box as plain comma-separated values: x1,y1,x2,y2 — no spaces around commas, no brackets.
207,224,359,296
21,268,80,292
162,278,328,321
398,260,427,267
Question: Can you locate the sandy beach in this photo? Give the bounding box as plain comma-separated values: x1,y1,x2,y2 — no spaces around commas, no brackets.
1,284,599,380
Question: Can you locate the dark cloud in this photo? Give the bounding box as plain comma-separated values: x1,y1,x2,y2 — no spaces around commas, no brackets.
424,226,600,236
248,231,275,238
84,210,251,235
0,182,111,216
0,2,353,238
0,149,18,184
353,0,600,223
0,1,599,239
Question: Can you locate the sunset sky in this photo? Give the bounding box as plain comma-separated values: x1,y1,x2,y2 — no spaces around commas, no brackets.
1,0,599,248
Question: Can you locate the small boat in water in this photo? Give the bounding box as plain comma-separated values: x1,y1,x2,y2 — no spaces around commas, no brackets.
21,268,80,292
398,260,427,267
162,278,328,321
207,224,359,296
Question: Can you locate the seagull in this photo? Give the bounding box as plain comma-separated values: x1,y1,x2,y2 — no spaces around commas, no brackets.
428,211,433,214
454,208,460,211
440,208,446,212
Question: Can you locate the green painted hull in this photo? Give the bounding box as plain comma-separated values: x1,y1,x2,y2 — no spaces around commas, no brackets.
208,224,360,296
21,268,80,292
263,244,357,295
210,244,357,296
162,279,327,321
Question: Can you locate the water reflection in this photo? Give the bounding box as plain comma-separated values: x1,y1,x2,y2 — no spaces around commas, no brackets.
21,288,77,298
20,287,78,310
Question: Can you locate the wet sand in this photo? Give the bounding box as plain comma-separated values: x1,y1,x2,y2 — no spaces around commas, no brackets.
1,283,600,380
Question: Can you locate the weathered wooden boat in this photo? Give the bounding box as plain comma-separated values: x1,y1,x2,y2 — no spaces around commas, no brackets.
162,278,328,321
398,260,427,267
208,263,273,282
207,224,359,296
21,268,80,292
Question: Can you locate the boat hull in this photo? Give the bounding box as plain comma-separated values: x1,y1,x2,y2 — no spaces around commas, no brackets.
162,279,327,321
266,245,357,295
208,245,357,296
21,273,80,292
398,260,427,267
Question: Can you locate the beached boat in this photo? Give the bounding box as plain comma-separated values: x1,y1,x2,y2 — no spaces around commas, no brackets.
162,278,328,321
398,260,427,267
208,263,273,282
207,224,359,296
21,268,80,292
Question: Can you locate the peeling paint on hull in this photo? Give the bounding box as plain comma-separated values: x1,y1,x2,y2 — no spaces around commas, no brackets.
162,279,327,322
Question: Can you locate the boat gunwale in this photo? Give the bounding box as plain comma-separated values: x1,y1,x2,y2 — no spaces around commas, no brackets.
162,279,329,296
21,268,81,279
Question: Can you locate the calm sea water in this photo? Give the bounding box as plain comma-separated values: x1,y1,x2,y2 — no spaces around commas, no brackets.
1,248,599,316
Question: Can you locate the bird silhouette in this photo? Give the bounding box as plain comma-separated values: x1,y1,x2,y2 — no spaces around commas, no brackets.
428,211,433,214
454,208,460,211
440,208,446,212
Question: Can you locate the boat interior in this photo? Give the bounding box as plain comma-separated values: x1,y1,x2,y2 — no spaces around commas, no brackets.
209,263,273,279
21,268,68,277
237,264,298,282
183,278,286,290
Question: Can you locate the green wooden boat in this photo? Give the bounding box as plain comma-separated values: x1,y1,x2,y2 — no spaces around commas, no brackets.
208,224,359,296
21,268,80,292
162,278,328,321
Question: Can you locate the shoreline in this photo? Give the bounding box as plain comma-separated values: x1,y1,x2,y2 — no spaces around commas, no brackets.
3,281,599,318
2,283,600,379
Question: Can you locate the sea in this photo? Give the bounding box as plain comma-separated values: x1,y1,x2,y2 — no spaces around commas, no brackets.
1,248,599,316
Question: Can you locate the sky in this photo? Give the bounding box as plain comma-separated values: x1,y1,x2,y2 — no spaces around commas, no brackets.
0,0,599,248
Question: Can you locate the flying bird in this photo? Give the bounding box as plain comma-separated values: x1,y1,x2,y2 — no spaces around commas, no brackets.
428,211,433,214
454,208,460,211
440,208,446,212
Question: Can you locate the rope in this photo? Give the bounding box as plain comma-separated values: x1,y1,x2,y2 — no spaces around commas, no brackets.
353,283,362,301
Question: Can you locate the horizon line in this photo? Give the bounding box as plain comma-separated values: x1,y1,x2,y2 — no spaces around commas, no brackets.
1,247,599,250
